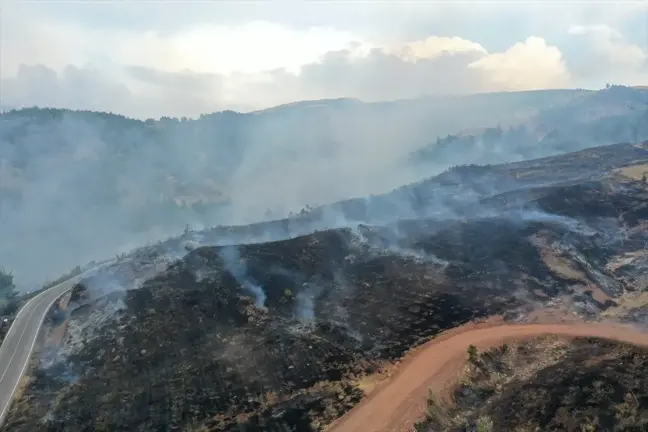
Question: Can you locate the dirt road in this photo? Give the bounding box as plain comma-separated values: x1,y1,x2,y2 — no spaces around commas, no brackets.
328,321,648,432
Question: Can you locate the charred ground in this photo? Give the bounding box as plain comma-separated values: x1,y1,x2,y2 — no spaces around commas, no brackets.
6,142,648,431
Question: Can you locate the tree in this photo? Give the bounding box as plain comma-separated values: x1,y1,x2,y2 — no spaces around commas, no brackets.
0,267,15,296
0,266,18,315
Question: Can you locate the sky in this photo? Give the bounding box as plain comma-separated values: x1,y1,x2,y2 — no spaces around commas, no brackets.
1,1,647,119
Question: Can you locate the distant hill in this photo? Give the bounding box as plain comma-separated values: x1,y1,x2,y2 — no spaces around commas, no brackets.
411,85,648,171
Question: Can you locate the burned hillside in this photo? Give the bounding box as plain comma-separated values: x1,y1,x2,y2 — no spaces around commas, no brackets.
415,336,648,432
6,142,648,431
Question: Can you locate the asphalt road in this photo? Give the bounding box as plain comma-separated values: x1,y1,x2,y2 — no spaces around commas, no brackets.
0,273,85,427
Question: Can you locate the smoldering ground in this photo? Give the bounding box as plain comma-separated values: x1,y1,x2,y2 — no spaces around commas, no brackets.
59,142,645,330
16,152,648,432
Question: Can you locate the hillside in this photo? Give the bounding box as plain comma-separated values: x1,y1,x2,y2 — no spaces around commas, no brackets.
412,85,648,171
415,336,648,431
6,141,648,431
0,87,629,287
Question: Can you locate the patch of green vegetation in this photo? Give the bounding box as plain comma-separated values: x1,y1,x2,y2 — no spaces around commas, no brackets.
467,344,479,364
0,266,18,316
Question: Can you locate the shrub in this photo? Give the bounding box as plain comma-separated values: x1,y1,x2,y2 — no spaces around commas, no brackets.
476,416,494,432
468,345,479,364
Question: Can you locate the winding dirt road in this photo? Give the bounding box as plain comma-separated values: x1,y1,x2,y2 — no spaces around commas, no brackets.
328,321,648,432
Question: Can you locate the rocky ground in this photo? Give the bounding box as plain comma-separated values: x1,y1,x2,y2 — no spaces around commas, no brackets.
5,142,648,431
415,335,648,431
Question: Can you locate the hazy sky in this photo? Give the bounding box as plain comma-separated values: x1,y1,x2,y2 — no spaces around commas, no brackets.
2,1,647,118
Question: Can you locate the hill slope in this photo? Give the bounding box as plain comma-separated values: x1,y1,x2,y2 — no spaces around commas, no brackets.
415,335,648,431
4,87,644,287
412,85,648,171
6,141,648,431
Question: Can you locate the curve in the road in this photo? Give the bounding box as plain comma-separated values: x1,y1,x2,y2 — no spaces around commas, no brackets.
0,274,87,428
329,321,648,432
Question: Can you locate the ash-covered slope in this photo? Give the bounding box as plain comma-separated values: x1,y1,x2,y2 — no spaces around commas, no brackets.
7,142,648,432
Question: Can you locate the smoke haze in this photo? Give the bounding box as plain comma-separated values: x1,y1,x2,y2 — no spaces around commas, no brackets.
1,1,647,288
1,86,647,288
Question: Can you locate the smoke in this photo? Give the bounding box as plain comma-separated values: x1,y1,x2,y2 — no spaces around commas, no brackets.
0,87,645,289
218,245,266,307
295,283,317,320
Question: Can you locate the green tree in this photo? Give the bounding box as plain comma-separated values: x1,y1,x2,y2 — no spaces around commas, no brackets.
0,266,18,315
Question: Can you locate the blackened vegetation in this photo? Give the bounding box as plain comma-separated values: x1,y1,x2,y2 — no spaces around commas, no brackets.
493,342,648,431
416,338,648,431
8,142,648,431
6,214,622,432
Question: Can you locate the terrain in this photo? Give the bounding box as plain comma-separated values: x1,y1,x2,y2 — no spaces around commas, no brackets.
2,86,647,288
6,140,648,431
332,322,648,432
412,85,648,169
412,333,648,432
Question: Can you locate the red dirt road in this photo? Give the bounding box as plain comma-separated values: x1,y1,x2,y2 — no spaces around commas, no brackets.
328,321,648,432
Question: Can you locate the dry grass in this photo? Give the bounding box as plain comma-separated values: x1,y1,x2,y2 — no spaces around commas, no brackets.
12,375,32,407
529,235,586,283
540,250,588,283
414,336,575,431
353,364,390,396
601,291,648,319
606,250,647,272
533,239,611,303
615,163,648,181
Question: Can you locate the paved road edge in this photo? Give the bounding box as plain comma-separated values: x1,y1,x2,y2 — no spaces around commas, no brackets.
0,263,109,428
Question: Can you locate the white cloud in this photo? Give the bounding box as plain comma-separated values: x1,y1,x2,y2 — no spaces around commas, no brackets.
0,35,573,117
1,2,645,117
2,6,363,77
385,36,487,62
111,22,362,75
469,37,571,91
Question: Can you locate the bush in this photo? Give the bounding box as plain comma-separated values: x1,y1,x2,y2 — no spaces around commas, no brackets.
476,416,494,432
468,345,479,364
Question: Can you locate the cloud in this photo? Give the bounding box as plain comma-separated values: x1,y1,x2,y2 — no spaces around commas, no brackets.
1,6,363,77
1,64,232,119
568,24,647,67
2,34,572,118
469,37,571,91
1,2,645,118
567,24,648,86
385,36,488,61
5,64,132,112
